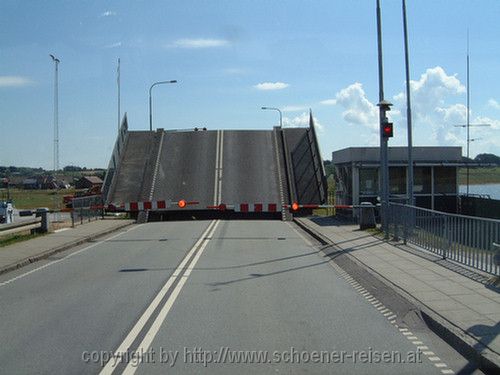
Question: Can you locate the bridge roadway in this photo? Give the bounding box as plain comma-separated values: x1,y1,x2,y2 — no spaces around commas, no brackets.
0,221,473,374
151,130,282,210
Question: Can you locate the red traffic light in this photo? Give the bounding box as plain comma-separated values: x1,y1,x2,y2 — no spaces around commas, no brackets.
383,122,393,138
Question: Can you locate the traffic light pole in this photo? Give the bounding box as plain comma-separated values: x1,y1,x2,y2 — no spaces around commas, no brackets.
376,0,390,237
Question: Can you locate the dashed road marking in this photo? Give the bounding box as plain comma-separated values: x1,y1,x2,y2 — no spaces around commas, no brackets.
291,224,456,374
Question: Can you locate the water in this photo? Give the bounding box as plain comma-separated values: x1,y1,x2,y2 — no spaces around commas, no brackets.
459,183,500,200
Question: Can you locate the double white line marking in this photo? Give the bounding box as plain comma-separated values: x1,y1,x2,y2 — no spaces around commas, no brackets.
213,130,224,206
100,220,220,375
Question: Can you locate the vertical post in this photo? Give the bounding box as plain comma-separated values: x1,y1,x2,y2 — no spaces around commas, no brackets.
466,31,470,196
402,0,414,206
149,86,153,132
117,58,121,134
376,0,390,238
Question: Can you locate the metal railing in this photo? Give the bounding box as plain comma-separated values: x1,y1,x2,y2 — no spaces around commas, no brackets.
387,203,500,275
71,195,103,226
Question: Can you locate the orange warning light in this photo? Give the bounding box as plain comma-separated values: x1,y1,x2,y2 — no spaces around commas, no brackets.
291,202,299,211
178,199,187,208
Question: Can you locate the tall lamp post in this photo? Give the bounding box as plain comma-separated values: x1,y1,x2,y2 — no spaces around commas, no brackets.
402,0,414,206
149,80,177,131
261,107,282,128
49,54,60,173
49,54,60,218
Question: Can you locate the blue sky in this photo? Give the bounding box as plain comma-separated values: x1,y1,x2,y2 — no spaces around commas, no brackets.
1,0,499,169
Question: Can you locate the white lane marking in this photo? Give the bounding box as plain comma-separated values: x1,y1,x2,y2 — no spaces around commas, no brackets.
213,130,220,206
273,130,286,220
287,223,314,247
54,228,71,233
0,225,141,288
121,220,220,375
148,130,165,201
217,130,224,205
290,223,456,372
100,220,217,375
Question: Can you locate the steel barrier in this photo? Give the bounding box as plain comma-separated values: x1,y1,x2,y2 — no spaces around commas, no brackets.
71,195,104,226
387,202,500,275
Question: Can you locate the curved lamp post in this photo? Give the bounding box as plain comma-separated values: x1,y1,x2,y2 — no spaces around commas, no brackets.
261,106,282,128
149,80,177,131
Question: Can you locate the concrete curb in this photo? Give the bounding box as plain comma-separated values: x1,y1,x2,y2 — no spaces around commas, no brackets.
0,221,134,276
293,217,500,373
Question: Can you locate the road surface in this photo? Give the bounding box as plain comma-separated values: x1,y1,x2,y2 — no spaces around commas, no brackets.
0,221,479,374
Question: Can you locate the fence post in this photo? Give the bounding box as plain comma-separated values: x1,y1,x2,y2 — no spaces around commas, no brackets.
443,216,451,260
403,205,407,244
394,205,400,241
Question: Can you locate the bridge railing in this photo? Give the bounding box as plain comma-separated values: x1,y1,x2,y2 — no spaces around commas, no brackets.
387,202,500,275
71,195,104,226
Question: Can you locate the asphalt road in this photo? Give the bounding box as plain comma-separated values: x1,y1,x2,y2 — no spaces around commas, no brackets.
0,221,477,374
221,130,281,206
152,131,217,209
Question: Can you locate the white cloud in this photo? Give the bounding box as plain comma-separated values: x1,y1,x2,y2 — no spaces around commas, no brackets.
334,82,379,130
282,105,308,112
488,99,500,110
100,11,116,17
434,103,467,124
169,38,229,49
391,66,472,147
0,76,34,87
283,112,323,131
320,98,337,106
254,82,289,91
394,66,465,122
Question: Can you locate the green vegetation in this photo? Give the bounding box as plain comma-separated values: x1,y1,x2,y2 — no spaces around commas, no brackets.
0,232,46,247
458,167,500,184
1,188,77,210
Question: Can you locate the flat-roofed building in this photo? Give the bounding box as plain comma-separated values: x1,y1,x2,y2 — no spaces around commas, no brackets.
332,146,462,213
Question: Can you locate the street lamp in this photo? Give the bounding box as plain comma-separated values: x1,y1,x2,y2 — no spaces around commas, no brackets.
261,107,282,128
49,54,60,172
149,80,177,131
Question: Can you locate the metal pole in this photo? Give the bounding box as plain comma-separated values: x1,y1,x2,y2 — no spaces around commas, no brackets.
50,55,60,172
261,107,282,128
376,0,389,235
402,0,414,206
466,31,470,196
50,54,60,221
117,58,121,133
149,80,177,132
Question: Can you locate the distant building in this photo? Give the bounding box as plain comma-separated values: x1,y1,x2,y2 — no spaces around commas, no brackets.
23,178,39,190
332,146,463,213
75,176,103,189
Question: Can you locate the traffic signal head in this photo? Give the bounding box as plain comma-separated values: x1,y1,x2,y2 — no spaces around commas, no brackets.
383,122,393,138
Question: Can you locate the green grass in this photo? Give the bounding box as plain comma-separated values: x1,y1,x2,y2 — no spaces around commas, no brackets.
0,232,47,247
1,188,77,210
458,167,500,184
